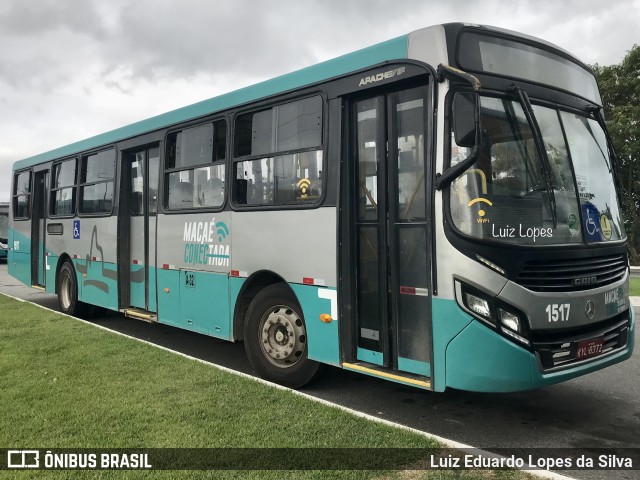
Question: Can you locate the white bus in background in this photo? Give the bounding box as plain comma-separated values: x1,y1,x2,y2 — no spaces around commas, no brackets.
0,203,9,262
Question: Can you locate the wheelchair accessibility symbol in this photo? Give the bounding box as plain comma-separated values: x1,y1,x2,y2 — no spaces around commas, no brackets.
585,210,599,236
73,220,80,239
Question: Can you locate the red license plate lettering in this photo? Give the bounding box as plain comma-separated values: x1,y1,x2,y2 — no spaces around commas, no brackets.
576,337,604,360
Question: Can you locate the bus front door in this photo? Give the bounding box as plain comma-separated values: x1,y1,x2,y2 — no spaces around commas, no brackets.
348,85,432,381
31,170,48,288
121,147,159,313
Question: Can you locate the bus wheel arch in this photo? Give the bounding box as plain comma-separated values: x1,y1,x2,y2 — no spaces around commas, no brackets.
55,253,74,306
55,255,91,318
237,275,320,388
232,270,289,341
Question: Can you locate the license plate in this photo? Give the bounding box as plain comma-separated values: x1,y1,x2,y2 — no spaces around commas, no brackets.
576,337,604,360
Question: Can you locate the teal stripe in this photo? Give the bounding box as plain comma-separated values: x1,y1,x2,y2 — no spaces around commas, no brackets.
289,284,340,366
431,298,473,391
398,357,431,376
357,347,384,366
7,228,31,286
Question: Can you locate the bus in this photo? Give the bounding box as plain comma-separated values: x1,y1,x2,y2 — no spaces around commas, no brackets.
0,203,8,261
8,23,633,392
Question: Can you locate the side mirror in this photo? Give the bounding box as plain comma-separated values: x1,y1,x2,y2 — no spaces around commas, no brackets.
453,92,479,148
435,92,482,190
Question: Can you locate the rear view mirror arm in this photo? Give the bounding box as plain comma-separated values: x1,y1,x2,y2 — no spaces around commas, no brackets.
435,79,482,191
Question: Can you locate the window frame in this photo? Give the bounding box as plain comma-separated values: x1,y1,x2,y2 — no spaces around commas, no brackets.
50,157,78,218
233,94,324,161
78,147,116,217
231,92,327,210
129,150,146,217
12,169,32,220
163,118,228,213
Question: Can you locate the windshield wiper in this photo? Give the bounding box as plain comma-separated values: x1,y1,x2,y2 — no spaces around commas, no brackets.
584,115,611,172
588,105,622,198
512,85,558,228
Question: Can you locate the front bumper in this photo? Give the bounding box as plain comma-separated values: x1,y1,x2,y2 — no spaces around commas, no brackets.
444,306,634,392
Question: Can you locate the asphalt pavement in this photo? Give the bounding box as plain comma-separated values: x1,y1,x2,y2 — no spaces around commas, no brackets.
0,263,638,480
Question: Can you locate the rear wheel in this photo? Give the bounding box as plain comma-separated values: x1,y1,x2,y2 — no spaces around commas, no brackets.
57,261,92,317
244,283,319,388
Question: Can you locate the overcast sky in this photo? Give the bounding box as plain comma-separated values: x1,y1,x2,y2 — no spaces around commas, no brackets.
1,0,639,202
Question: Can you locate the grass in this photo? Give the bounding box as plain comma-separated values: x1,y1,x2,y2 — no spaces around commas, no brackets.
0,294,532,480
629,277,640,297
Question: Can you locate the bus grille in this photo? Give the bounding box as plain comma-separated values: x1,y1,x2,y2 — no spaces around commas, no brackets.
517,254,627,292
533,314,629,371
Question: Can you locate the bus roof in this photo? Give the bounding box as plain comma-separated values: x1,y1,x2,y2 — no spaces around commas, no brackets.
13,33,409,171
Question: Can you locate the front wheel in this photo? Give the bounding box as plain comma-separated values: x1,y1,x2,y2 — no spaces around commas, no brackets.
244,283,319,388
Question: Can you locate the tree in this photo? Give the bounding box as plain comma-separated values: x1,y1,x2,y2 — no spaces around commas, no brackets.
593,45,640,263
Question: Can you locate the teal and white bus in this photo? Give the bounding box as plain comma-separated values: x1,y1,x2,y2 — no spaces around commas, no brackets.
8,23,633,392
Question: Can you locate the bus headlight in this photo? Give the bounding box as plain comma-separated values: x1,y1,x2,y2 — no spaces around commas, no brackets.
498,308,529,346
456,280,530,346
498,308,520,332
465,292,491,319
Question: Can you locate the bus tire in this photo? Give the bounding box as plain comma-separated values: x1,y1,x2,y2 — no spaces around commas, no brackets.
57,261,92,318
244,283,320,388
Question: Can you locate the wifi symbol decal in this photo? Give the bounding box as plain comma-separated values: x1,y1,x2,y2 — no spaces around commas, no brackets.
216,222,230,241
298,178,311,196
467,197,493,218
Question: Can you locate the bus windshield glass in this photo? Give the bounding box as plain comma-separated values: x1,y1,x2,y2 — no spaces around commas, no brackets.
449,95,625,245
457,31,601,104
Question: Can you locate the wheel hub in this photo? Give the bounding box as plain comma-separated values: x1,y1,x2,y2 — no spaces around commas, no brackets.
274,326,288,344
259,306,306,368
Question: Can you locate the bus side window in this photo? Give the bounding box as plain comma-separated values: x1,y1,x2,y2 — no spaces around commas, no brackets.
233,95,324,207
236,178,248,205
202,177,224,207
168,182,194,209
13,170,32,219
165,120,226,210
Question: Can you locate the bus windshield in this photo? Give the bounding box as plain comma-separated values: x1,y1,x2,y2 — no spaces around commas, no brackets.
449,95,625,245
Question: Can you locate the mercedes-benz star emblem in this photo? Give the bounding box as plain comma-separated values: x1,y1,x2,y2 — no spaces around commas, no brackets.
585,300,595,320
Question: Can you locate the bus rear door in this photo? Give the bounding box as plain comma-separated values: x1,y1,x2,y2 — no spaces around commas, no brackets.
31,169,48,288
119,147,160,315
